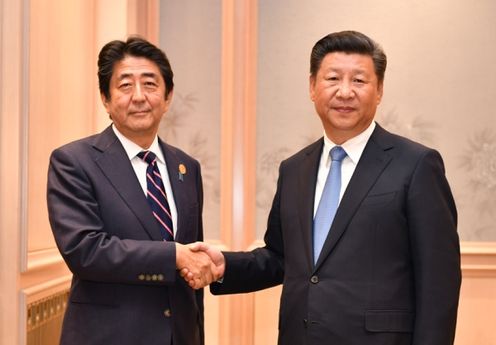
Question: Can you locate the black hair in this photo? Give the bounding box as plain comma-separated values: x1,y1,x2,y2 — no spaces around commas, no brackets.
98,36,174,100
310,31,387,83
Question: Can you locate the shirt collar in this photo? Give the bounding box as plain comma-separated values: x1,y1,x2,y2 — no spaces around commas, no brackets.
112,125,165,164
323,121,376,165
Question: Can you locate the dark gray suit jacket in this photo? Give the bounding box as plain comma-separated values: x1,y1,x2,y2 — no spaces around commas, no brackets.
47,126,204,345
212,124,461,345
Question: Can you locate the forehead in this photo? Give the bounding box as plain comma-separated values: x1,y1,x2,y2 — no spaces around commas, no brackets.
112,55,162,80
318,52,375,75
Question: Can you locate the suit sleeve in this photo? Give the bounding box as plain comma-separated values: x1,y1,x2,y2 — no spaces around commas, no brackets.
47,147,177,286
211,163,285,294
408,149,461,345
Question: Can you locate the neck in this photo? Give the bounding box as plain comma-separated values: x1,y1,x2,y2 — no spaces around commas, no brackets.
114,126,156,149
131,136,154,150
325,131,349,145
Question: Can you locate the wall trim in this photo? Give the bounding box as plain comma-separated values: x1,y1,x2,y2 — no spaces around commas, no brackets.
19,274,71,345
460,241,496,276
21,274,72,304
26,248,64,271
460,241,496,255
19,0,30,273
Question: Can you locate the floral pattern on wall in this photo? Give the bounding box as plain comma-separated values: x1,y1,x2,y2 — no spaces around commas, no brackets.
160,92,198,141
256,132,322,213
256,147,292,210
159,92,220,206
458,129,496,240
376,108,438,146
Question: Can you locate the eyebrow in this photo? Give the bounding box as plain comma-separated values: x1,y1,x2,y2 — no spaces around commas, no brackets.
326,67,368,74
117,72,159,81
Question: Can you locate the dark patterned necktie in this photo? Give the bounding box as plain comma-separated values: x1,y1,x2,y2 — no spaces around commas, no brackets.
137,150,174,241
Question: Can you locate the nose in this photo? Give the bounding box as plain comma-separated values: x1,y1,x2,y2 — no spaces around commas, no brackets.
132,84,145,102
336,81,354,99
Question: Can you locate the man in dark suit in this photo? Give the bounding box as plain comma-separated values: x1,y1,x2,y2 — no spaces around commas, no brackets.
186,31,461,345
47,37,220,345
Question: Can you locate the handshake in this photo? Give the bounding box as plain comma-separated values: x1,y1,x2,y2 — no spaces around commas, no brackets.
176,242,225,289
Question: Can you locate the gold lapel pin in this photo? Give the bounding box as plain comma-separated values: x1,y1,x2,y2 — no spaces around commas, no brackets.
178,163,186,181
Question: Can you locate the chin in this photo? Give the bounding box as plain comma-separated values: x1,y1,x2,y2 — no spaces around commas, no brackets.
129,115,155,126
329,118,359,130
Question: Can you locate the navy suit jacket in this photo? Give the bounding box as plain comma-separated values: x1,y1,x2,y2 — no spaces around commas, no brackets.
47,126,204,345
212,124,461,345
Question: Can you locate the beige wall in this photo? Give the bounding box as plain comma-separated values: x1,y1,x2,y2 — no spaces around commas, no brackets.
0,0,495,344
159,0,222,240
27,0,96,253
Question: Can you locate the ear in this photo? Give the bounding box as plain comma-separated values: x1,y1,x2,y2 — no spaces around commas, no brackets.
164,89,174,112
376,82,384,105
309,74,316,102
101,93,111,113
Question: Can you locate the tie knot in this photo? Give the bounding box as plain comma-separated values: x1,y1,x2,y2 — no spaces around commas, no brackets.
137,150,157,165
330,146,347,162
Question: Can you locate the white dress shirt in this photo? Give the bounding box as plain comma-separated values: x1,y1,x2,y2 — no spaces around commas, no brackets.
112,125,178,237
313,122,376,217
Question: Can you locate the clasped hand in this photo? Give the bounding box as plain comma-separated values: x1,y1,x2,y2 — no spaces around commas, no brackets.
176,242,225,289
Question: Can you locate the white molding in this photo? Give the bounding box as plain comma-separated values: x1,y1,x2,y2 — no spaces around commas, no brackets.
19,0,30,273
460,241,496,276
460,241,496,255
0,0,25,342
26,247,65,272
21,274,72,303
19,274,71,345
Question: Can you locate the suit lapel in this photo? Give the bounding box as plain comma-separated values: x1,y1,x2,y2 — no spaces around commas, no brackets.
314,125,394,270
297,139,324,272
92,126,164,241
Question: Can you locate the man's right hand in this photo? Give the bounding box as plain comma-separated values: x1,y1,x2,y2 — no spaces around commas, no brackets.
178,242,225,289
175,243,224,289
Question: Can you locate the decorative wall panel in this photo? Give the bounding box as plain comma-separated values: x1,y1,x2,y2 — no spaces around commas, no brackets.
26,290,69,345
159,0,222,239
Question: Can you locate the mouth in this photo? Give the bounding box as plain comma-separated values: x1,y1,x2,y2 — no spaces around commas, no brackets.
129,110,150,116
332,106,356,113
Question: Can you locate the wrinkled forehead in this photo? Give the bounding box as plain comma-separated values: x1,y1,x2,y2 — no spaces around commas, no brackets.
318,52,376,74
111,55,163,80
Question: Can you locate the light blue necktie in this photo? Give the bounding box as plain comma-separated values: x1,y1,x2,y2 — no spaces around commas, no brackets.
313,146,347,264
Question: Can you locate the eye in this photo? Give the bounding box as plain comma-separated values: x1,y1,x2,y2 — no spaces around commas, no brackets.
119,83,132,89
144,81,158,88
326,76,339,82
353,78,365,84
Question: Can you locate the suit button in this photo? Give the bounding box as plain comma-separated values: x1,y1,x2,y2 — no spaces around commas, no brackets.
157,274,164,281
145,274,151,281
138,274,145,281
164,309,172,317
152,274,158,281
303,319,308,328
310,275,319,284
